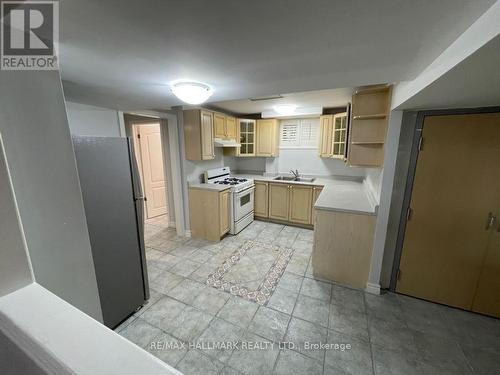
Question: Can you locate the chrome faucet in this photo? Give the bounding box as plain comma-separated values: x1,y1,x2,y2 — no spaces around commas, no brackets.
290,169,300,179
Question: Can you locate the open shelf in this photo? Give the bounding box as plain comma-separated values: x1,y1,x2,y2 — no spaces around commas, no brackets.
352,114,387,120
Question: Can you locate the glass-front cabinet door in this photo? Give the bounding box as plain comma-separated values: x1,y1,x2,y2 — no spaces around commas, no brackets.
238,119,256,156
332,112,347,159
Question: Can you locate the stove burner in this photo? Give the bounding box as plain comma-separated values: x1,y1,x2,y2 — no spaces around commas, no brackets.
212,177,250,185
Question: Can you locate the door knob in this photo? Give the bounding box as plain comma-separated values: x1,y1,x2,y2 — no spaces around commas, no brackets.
485,212,497,230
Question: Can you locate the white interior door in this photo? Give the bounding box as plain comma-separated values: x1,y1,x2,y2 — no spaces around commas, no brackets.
136,123,167,219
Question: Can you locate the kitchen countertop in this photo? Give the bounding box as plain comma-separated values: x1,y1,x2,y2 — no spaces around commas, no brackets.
188,182,231,192
233,173,378,216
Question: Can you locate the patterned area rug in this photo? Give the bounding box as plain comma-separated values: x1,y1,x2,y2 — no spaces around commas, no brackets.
206,240,294,304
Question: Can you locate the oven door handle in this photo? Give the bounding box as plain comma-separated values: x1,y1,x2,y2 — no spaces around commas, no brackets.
234,186,255,197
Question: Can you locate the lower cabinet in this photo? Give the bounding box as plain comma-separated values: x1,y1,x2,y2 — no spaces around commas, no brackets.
188,187,230,242
311,186,323,225
254,181,269,218
288,185,313,225
269,183,289,221
266,182,318,226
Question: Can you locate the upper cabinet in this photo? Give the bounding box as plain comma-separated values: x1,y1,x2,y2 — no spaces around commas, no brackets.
214,112,237,140
347,86,392,167
256,119,279,157
237,119,256,157
319,112,347,159
183,109,215,161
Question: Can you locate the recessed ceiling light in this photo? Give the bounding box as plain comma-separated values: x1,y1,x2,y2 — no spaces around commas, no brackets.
273,104,297,116
171,81,213,105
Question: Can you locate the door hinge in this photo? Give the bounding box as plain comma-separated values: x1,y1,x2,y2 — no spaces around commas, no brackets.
397,269,402,281
418,136,424,151
406,207,413,221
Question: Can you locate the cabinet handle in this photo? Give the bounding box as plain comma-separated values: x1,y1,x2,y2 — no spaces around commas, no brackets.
485,212,497,230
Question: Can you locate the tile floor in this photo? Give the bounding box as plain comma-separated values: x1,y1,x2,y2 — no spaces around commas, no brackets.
116,216,500,375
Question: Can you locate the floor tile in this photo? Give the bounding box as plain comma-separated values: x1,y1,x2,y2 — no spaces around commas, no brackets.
191,287,230,315
267,287,298,314
197,318,243,363
371,344,421,375
227,332,279,375
169,245,199,258
147,253,182,270
169,259,202,277
189,263,218,283
325,330,373,375
168,306,214,342
248,306,290,342
220,367,243,375
217,296,259,329
365,292,403,323
329,304,369,341
147,265,163,283
330,284,366,314
274,349,322,375
118,317,163,348
284,317,327,362
461,344,500,375
190,249,216,263
300,277,332,302
150,270,184,294
177,350,224,375
139,296,186,330
293,294,330,327
277,272,303,293
368,315,416,353
154,239,181,253
167,278,206,305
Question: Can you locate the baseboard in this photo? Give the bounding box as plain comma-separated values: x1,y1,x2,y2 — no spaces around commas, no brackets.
184,230,192,238
365,282,381,295
168,221,176,229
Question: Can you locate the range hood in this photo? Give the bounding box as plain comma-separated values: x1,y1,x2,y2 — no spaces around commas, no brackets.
214,138,241,148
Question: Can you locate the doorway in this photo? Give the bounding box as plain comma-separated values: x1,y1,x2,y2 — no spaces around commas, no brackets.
132,123,168,220
395,112,500,318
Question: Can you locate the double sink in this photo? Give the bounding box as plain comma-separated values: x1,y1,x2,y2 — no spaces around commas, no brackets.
273,176,316,183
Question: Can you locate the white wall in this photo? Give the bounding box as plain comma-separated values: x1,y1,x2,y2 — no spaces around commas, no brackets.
0,70,102,321
65,101,123,137
0,137,33,297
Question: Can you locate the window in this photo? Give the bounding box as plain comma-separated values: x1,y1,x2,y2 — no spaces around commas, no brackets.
279,118,319,148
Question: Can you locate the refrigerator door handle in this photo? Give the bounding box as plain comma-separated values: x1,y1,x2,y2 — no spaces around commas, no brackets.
135,196,147,201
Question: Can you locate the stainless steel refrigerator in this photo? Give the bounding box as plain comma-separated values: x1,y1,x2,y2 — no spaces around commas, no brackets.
73,136,149,328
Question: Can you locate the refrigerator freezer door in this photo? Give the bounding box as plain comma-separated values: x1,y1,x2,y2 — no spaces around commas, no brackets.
73,137,147,328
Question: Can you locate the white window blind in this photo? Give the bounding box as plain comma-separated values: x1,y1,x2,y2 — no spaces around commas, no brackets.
280,118,319,148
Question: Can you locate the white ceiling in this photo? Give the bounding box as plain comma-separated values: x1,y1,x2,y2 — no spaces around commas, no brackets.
60,0,495,111
396,34,500,110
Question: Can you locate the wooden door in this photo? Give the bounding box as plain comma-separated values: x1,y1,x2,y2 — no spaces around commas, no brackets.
319,115,333,157
254,181,269,218
269,183,289,221
214,112,226,139
397,113,500,310
311,186,323,225
137,123,167,219
200,111,214,160
289,185,313,225
219,190,230,235
256,119,275,157
226,116,237,139
473,220,500,318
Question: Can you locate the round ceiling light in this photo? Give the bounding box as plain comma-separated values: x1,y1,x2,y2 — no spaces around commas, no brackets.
171,81,213,105
273,104,297,116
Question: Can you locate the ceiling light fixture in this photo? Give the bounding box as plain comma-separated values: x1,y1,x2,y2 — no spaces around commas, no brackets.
273,104,297,116
171,81,213,105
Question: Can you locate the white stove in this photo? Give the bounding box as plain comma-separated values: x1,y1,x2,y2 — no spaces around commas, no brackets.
204,167,255,234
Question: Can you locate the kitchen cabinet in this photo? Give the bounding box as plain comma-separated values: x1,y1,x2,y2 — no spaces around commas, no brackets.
289,185,313,225
254,181,269,218
183,109,215,161
237,119,256,156
312,209,376,288
226,116,237,139
219,190,230,236
188,187,230,242
347,86,392,167
256,119,280,157
268,183,289,221
214,112,226,139
319,113,347,159
311,186,323,224
214,113,237,140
